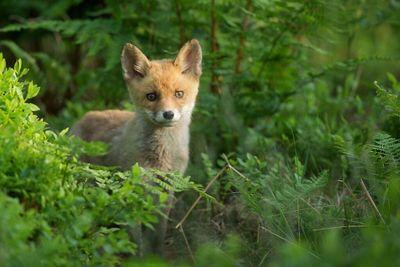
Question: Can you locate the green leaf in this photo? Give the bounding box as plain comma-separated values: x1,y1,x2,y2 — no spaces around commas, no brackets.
59,128,69,136
27,103,40,112
0,55,5,73
159,192,169,204
13,59,22,74
131,163,141,179
26,82,40,99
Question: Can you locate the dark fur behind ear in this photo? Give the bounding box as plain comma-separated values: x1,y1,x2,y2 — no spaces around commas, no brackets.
121,43,150,81
174,39,202,77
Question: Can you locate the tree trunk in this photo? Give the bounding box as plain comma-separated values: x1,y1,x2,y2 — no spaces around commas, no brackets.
234,0,253,74
210,0,220,94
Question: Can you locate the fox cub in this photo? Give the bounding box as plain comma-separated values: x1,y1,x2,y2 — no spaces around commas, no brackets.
72,40,202,255
72,39,201,173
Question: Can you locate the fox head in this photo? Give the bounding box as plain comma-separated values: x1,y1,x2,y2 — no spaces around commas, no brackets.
121,39,202,127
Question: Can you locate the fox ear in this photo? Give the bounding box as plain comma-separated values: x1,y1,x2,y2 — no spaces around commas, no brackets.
121,43,150,81
174,39,202,77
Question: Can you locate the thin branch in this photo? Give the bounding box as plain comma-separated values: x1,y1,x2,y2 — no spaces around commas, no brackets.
261,226,320,259
175,165,228,228
313,224,372,231
222,154,250,182
298,196,321,215
258,248,272,267
360,178,386,225
179,225,196,263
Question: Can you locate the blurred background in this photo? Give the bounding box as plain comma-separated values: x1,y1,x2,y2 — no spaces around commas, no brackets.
1,0,400,265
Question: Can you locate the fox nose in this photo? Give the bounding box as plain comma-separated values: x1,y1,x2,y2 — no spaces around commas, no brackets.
163,111,174,120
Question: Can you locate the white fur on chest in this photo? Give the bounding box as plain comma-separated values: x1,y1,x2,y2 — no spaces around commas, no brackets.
111,114,190,172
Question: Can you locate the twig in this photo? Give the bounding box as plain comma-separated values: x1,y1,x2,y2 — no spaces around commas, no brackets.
258,248,271,267
338,179,358,200
175,165,228,228
179,225,196,263
222,154,250,182
261,226,320,259
298,196,321,215
360,178,386,225
313,224,371,231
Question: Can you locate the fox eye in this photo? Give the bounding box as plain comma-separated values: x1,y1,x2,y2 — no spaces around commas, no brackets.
175,91,184,98
146,92,157,101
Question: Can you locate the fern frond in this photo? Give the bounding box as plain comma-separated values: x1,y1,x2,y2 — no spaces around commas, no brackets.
375,80,400,118
371,133,400,172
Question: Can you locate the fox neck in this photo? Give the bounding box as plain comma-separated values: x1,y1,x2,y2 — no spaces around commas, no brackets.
131,110,192,172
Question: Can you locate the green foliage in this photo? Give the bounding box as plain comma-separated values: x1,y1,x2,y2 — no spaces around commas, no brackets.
376,74,400,118
1,0,400,266
371,133,400,175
